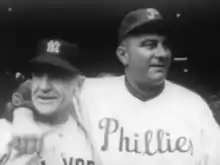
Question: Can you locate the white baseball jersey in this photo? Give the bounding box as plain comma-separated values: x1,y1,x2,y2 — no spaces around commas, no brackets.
0,107,96,165
80,75,220,165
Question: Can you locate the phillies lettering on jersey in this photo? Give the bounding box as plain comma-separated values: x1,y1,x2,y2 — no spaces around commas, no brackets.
99,118,193,156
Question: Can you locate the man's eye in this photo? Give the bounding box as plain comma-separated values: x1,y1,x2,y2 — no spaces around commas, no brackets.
141,42,157,49
48,73,67,81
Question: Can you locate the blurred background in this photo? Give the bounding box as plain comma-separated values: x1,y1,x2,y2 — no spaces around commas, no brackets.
1,0,220,122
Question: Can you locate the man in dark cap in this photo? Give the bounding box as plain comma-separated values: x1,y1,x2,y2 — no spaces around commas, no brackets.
0,39,102,165
29,39,83,117
80,8,220,165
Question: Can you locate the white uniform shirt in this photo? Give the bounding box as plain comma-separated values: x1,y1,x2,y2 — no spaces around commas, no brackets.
80,75,220,165
0,108,95,165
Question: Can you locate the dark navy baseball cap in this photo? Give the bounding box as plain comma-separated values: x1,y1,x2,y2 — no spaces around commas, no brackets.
31,39,80,74
118,8,173,44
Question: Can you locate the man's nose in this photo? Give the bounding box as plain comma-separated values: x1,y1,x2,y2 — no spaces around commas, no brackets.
38,76,52,92
155,44,169,58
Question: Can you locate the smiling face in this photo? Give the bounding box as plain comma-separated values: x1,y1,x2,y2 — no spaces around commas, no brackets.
31,67,77,115
118,34,172,86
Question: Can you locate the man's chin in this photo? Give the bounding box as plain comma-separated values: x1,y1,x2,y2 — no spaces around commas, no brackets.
34,112,58,125
150,73,166,81
34,105,58,116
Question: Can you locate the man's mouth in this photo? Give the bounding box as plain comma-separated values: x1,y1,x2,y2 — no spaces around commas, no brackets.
37,96,57,102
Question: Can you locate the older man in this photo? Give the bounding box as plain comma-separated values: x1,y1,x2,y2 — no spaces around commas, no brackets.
0,39,101,165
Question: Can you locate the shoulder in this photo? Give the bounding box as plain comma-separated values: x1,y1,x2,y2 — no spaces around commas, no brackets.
165,80,213,117
81,75,124,98
80,75,125,105
83,75,124,91
165,80,207,103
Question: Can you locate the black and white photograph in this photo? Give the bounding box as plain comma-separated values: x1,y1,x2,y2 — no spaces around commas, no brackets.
0,0,220,164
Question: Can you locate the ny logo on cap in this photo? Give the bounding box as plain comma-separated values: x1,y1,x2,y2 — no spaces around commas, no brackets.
146,8,160,20
47,40,61,54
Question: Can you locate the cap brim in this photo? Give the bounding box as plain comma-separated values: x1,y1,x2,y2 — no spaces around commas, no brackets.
129,19,174,36
31,53,80,73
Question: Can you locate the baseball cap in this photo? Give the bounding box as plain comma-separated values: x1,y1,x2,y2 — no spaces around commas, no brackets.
31,39,80,74
118,8,173,44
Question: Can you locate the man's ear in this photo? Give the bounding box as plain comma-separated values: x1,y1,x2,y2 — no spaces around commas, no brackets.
116,45,129,66
12,93,23,107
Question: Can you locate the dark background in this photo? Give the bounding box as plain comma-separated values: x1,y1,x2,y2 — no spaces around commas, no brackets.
1,0,220,115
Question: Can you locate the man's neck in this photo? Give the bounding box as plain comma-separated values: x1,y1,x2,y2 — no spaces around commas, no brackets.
125,76,165,102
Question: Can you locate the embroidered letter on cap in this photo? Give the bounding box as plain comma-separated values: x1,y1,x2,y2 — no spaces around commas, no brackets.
146,8,160,20
47,40,61,54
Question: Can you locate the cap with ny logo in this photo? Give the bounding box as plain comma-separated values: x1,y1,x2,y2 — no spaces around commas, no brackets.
31,39,80,73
